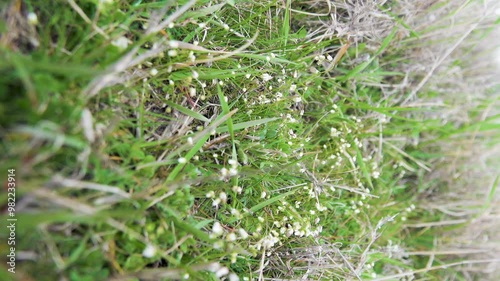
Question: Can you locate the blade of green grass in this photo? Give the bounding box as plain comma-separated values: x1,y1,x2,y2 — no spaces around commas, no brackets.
216,117,279,133
165,100,210,122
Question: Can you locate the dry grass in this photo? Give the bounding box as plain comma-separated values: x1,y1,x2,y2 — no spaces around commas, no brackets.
400,0,500,279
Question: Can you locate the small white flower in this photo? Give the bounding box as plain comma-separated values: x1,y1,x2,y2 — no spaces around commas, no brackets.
27,12,38,25
177,157,187,164
219,192,227,202
111,36,128,50
293,96,302,103
238,228,249,239
245,74,251,79
262,73,273,82
230,208,240,217
229,168,238,176
327,55,333,62
258,216,264,223
150,68,158,76
215,267,229,278
220,167,228,178
223,24,230,30
183,273,189,280
227,273,240,281
206,191,215,198
266,56,271,62
232,185,243,194
167,50,177,57
212,198,221,207
198,23,206,28
142,244,156,258
187,137,193,145
189,87,196,97
226,233,237,242
289,84,297,92
192,70,199,79
261,191,266,199
212,222,224,236
168,22,175,28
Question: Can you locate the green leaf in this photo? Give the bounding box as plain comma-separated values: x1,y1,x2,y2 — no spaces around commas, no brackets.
216,117,279,133
165,100,210,122
249,189,295,214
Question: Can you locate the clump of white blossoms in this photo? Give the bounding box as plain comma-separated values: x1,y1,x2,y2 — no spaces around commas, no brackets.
255,234,280,250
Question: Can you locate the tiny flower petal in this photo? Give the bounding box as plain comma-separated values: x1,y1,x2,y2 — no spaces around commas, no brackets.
142,244,156,258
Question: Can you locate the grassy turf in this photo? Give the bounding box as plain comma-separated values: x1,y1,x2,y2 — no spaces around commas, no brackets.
1,0,499,280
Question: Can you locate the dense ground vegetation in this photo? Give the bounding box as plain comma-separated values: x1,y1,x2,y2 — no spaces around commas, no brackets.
1,0,498,280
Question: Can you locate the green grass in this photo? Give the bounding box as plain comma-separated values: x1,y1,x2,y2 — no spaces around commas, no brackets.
1,0,499,281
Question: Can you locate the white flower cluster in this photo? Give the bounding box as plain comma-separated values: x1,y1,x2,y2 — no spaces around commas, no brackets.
219,159,239,181
401,204,416,221
206,190,228,207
